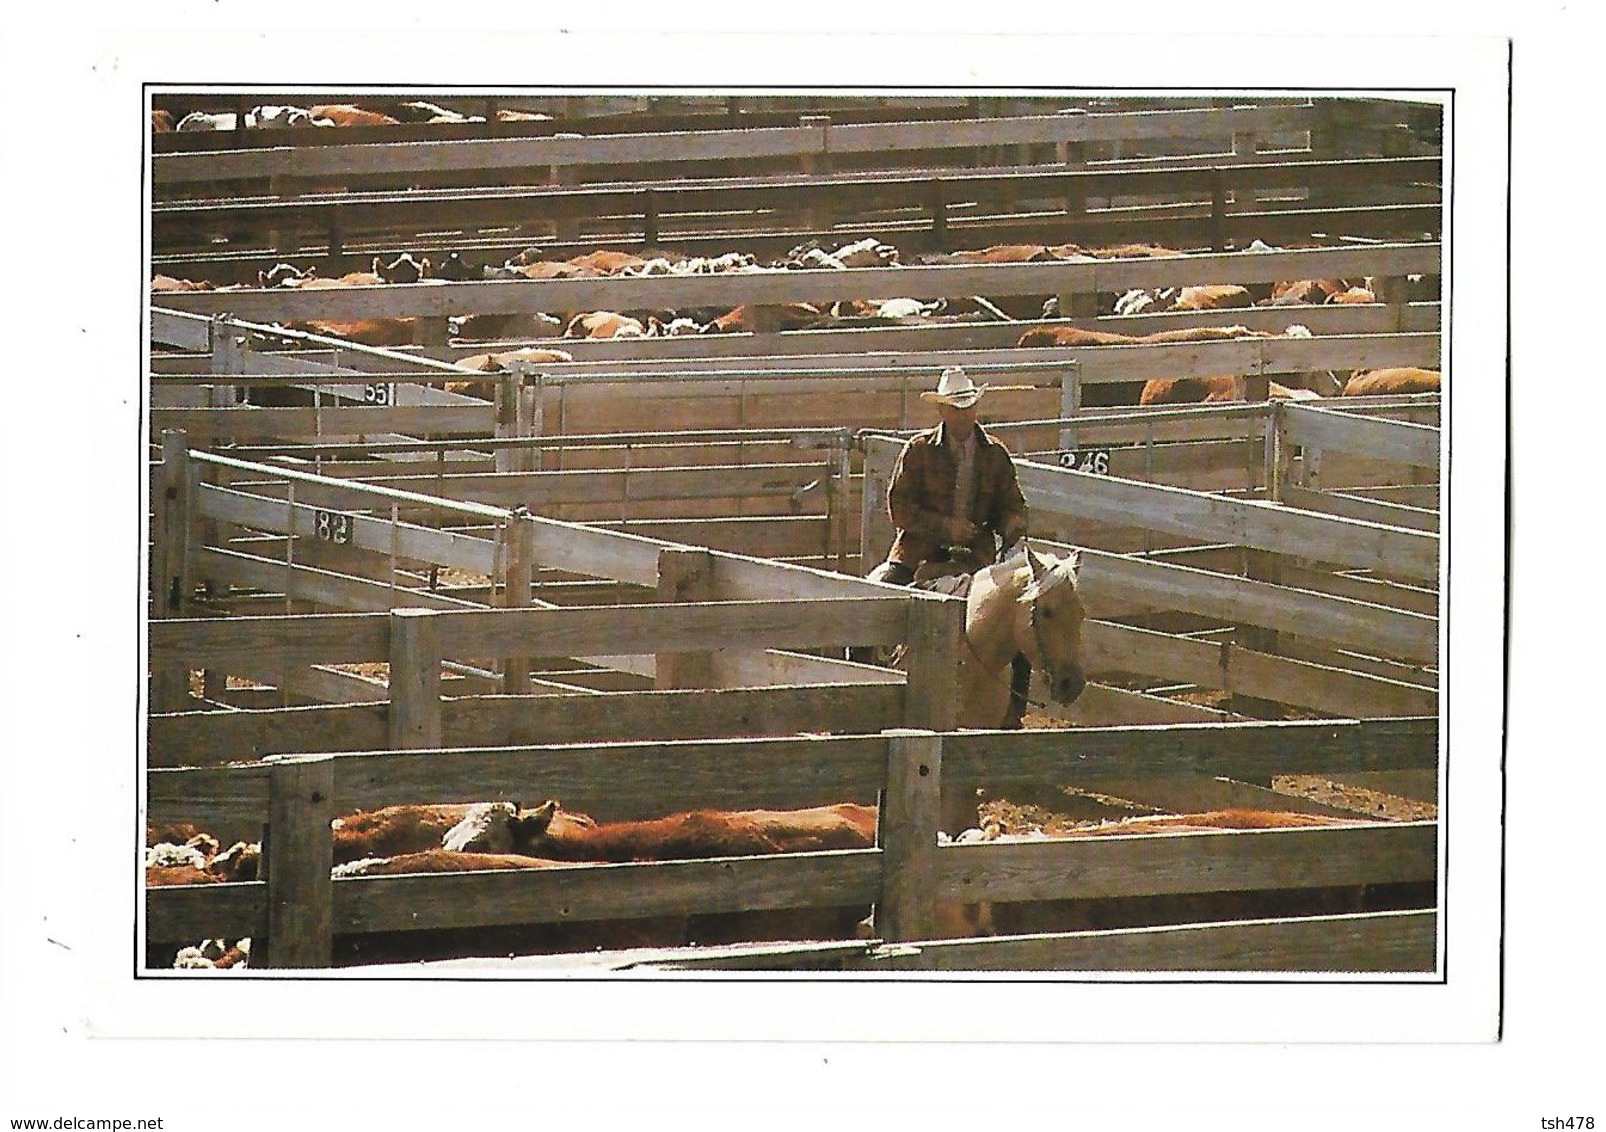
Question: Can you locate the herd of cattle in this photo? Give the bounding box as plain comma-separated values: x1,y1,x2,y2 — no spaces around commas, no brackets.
147,798,1408,968
151,235,1441,404
152,101,553,132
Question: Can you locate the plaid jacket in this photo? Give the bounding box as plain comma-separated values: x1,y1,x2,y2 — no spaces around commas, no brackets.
885,422,1029,568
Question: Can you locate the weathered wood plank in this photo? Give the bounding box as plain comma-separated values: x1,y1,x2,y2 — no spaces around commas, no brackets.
193,482,500,574
1082,619,1438,717
147,765,272,840
145,881,264,946
1284,402,1442,468
151,610,392,668
194,546,484,613
940,716,1438,787
152,405,494,441
333,849,883,933
1055,683,1234,726
441,684,907,749
1075,776,1368,819
935,820,1437,903
1069,544,1439,662
866,909,1437,972
1019,462,1439,581
150,702,390,766
148,108,1334,183
1281,485,1439,533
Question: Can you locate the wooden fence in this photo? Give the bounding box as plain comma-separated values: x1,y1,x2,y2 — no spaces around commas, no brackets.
150,435,928,713
151,242,1443,327
152,153,1441,269
144,719,1438,969
151,103,1329,188
144,717,1438,971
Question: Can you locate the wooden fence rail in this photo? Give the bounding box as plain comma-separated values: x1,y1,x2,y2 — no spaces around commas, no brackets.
152,104,1327,186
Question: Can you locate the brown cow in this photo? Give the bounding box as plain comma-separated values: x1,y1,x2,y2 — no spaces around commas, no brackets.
152,109,175,133
1049,242,1183,260
564,311,647,339
1326,286,1377,304
566,250,648,275
1341,367,1441,396
1139,376,1245,405
445,799,878,861
1017,324,1265,350
1263,278,1360,306
447,347,574,396
934,244,1057,265
1016,326,1137,348
145,835,259,887
700,303,826,334
334,850,565,876
505,261,595,280
1171,285,1254,311
151,275,213,293
330,803,489,864
310,104,401,128
290,319,418,347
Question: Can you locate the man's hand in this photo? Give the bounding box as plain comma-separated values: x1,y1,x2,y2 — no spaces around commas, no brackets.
944,516,977,543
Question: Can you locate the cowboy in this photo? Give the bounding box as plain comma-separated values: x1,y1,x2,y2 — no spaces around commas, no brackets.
866,366,1035,727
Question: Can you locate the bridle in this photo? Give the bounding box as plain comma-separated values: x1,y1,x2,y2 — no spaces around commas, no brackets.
957,567,1064,716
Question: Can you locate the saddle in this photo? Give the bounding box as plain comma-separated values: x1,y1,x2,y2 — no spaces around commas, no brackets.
912,560,975,591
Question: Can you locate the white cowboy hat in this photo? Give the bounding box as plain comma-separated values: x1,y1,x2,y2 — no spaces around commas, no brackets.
919,366,988,408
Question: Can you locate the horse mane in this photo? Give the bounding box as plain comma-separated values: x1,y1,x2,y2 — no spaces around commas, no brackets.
1016,549,1081,605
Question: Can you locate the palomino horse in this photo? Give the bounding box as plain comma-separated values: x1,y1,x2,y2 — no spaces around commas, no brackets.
954,544,1088,730
900,543,1090,847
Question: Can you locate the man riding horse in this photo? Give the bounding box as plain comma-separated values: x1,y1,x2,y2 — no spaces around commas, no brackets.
866,366,1035,728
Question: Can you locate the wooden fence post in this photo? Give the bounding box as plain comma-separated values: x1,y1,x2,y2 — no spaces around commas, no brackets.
927,178,949,252
1230,104,1264,216
800,114,834,230
858,437,897,573
643,187,660,246
502,510,536,694
151,430,193,712
388,608,442,748
1058,360,1083,452
1376,274,1409,334
1235,549,1286,724
902,593,966,834
201,316,236,695
549,144,579,242
656,547,717,690
1264,401,1289,503
495,370,525,475
258,756,334,969
875,729,943,943
1057,108,1089,223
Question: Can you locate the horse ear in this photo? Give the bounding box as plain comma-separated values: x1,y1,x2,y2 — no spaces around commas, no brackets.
1026,544,1046,581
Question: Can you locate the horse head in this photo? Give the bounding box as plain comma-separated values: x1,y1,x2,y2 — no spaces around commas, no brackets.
1016,546,1088,706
